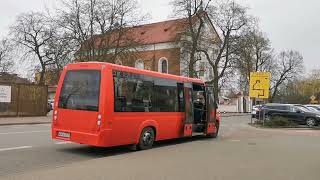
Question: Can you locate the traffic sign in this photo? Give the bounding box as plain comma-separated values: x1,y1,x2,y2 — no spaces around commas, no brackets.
310,95,319,104
249,72,271,99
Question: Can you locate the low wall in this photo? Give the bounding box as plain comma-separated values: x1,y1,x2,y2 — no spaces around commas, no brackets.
218,104,239,113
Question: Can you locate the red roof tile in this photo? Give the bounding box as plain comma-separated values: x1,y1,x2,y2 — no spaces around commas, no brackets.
127,18,189,45
80,12,219,50
85,18,190,49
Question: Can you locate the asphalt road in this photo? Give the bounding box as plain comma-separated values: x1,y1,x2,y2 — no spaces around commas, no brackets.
1,116,320,180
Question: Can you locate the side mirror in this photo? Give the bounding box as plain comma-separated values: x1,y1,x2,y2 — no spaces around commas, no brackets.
296,110,302,113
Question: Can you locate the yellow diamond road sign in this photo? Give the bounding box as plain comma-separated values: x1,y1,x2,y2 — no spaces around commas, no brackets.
249,72,271,99
310,95,319,104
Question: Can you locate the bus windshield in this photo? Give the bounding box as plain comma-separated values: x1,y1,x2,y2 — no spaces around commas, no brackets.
58,70,101,111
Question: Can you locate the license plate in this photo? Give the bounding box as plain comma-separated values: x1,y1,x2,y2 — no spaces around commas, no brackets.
57,131,71,138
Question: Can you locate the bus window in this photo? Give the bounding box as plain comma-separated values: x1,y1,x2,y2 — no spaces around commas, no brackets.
153,78,178,112
58,70,101,111
113,70,180,112
177,83,185,112
113,71,153,112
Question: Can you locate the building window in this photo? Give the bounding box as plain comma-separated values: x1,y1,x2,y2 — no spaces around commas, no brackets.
115,59,122,65
199,62,205,77
135,59,144,69
158,57,168,73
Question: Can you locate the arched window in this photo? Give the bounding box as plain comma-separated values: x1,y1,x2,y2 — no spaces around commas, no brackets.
135,59,144,69
158,57,168,73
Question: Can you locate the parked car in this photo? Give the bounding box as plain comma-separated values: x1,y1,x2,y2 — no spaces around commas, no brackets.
259,104,320,127
251,105,263,118
48,99,54,109
305,104,320,112
294,104,314,112
47,102,52,113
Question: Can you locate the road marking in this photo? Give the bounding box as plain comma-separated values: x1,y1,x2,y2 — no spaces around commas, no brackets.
0,146,32,152
0,130,49,135
230,139,241,142
55,141,72,145
36,124,51,127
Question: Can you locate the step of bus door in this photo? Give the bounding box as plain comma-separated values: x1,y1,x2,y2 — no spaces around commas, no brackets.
192,124,205,132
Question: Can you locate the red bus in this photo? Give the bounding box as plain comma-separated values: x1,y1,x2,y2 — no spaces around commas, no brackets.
52,62,220,149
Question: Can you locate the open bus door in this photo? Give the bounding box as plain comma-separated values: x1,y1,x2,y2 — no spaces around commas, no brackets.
205,86,217,135
179,82,193,137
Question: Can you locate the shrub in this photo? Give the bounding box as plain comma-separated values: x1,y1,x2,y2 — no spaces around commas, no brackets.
264,116,294,127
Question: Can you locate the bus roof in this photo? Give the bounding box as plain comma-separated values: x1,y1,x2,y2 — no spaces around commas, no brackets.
66,62,204,84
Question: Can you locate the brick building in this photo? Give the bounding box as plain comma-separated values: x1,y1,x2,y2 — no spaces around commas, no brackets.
76,13,221,82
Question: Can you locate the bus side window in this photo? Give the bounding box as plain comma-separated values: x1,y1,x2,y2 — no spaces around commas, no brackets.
113,71,153,112
153,78,178,112
177,83,185,112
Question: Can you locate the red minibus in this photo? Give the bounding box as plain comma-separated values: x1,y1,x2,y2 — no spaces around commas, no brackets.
52,62,220,149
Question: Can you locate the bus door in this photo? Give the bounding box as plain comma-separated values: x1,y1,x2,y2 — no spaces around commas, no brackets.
178,83,193,136
205,86,216,134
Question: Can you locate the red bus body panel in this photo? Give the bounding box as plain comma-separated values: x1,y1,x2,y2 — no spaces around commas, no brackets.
52,62,215,147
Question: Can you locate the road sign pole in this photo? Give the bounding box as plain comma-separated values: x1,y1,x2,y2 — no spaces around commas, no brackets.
250,98,253,124
262,107,265,126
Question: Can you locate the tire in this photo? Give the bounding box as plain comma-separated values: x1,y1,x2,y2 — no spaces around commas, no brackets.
138,127,155,150
207,123,219,138
306,118,316,127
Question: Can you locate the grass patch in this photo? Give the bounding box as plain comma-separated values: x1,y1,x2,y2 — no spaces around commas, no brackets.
253,116,298,128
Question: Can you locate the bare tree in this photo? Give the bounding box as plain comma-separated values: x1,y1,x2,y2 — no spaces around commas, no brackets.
10,12,55,85
0,39,14,73
235,29,273,95
171,0,213,78
45,34,74,83
270,50,304,102
56,0,146,62
197,0,252,108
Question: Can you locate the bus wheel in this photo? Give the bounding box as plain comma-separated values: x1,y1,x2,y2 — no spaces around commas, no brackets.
138,127,155,150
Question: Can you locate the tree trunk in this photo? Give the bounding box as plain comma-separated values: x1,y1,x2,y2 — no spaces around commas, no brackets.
39,70,45,85
189,52,195,78
212,66,220,122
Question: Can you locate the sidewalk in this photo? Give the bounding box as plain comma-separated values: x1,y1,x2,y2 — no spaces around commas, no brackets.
220,112,250,117
0,115,51,126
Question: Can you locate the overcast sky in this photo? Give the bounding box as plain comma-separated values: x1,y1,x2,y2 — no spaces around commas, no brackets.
0,0,319,75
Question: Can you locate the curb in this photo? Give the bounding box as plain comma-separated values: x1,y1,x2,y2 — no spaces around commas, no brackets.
0,121,51,126
220,114,250,117
248,123,320,130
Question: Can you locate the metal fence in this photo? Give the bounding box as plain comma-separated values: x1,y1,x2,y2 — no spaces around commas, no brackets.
0,83,48,117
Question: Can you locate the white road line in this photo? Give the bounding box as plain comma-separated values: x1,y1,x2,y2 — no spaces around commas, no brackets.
35,124,51,127
0,130,49,135
55,141,72,145
230,139,241,142
0,146,32,152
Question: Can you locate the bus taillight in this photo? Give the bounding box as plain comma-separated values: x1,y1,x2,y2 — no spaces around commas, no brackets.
97,114,102,126
53,110,58,123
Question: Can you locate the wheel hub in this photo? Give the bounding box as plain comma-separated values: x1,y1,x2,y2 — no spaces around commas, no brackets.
143,131,153,145
307,119,315,127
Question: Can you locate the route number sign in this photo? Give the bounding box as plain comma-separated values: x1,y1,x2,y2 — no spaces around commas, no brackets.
249,72,271,99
